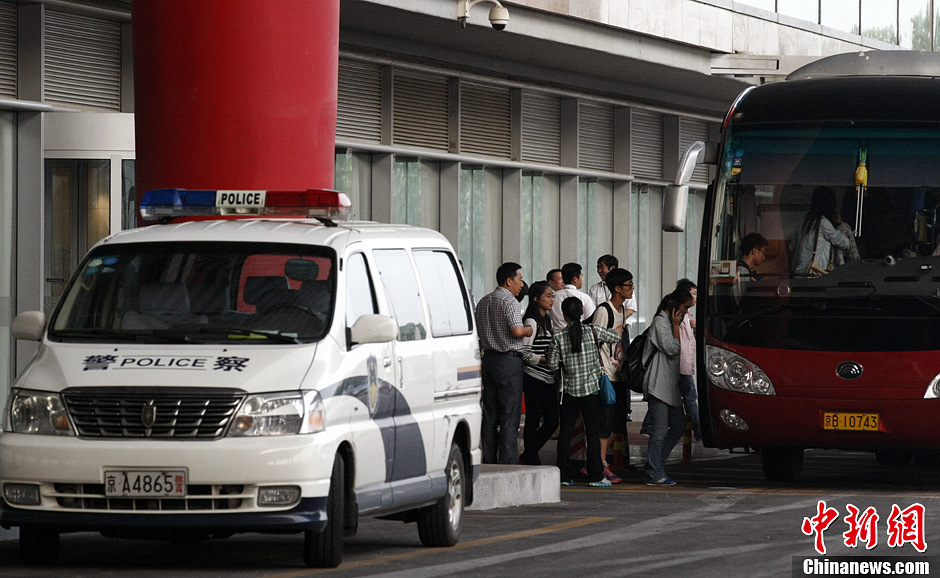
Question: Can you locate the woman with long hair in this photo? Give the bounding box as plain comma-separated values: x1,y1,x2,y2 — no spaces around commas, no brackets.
643,287,693,485
792,185,850,274
546,296,620,487
518,281,558,465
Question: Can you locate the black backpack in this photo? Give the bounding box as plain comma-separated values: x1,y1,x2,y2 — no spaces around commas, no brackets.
620,326,656,394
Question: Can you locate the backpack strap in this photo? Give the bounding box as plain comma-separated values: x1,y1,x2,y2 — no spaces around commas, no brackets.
601,302,614,329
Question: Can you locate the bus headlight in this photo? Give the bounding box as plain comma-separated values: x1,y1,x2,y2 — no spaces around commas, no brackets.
228,391,325,436
706,346,776,396
924,374,940,399
6,389,74,435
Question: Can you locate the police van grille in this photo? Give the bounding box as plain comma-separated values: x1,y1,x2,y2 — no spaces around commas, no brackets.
53,483,246,511
63,388,245,439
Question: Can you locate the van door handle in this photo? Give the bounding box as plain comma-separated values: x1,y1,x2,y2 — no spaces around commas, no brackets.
383,357,392,368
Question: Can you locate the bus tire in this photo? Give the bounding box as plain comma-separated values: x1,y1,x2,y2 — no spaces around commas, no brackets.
19,525,59,565
761,447,803,482
304,455,344,568
417,443,465,547
875,450,912,468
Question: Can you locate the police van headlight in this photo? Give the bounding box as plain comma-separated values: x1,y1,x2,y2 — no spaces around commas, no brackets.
6,389,74,436
229,391,325,436
706,346,776,396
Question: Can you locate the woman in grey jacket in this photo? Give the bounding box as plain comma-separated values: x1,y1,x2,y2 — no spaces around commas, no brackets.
642,287,693,485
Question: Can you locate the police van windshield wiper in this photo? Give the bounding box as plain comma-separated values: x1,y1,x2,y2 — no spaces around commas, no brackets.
50,329,191,344
191,326,302,344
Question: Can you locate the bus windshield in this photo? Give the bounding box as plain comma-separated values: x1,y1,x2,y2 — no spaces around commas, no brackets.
707,126,940,352
49,241,336,344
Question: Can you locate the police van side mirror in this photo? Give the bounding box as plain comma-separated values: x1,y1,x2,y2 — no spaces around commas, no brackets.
12,311,46,341
349,314,398,345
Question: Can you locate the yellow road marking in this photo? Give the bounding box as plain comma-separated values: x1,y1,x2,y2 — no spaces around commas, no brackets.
560,485,940,500
269,516,612,577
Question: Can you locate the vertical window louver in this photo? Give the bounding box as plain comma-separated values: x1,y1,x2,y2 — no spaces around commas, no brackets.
521,91,560,165
631,109,664,180
578,102,613,172
679,118,711,184
44,10,121,110
0,2,15,98
392,69,449,151
337,59,383,143
460,82,511,159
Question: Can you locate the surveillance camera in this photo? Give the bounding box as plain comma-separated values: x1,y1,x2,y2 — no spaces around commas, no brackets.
488,5,508,30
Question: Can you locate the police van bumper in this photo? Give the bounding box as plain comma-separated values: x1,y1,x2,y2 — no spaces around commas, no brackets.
0,497,329,534
0,432,339,532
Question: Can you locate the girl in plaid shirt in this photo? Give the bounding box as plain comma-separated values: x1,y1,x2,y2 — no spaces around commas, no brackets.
547,297,620,487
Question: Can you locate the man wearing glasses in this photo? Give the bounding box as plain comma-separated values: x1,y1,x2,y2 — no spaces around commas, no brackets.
737,232,769,281
591,267,637,480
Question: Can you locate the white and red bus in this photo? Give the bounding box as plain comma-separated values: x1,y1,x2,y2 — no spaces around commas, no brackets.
666,50,940,481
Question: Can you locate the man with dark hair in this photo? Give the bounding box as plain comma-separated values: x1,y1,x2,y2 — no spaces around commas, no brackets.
549,262,596,331
546,268,564,292
588,255,618,306
591,267,637,480
475,262,532,464
738,232,769,280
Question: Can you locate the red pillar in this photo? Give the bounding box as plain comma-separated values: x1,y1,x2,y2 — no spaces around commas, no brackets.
132,1,339,213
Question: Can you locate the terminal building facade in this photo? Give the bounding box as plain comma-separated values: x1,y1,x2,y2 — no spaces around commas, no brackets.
0,0,929,422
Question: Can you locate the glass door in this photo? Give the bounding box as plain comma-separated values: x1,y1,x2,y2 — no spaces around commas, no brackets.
44,159,111,313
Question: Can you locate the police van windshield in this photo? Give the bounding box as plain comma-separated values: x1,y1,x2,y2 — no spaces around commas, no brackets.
707,126,940,352
49,241,335,344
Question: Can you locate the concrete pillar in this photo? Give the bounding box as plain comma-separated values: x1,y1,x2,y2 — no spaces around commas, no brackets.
131,1,339,208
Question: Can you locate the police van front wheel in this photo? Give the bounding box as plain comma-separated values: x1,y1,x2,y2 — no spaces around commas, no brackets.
417,443,465,547
19,525,59,565
303,455,345,568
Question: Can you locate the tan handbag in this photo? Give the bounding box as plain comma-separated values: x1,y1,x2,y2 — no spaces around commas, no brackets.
805,221,833,277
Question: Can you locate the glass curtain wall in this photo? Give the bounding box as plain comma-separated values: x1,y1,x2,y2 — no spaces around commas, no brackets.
458,166,502,303
335,150,373,222
679,191,701,284
0,111,13,396
629,183,651,333
738,1,940,49
520,173,560,286
392,158,440,230
577,180,614,285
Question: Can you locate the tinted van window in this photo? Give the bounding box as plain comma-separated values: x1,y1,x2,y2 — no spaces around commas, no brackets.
413,250,472,337
373,249,427,341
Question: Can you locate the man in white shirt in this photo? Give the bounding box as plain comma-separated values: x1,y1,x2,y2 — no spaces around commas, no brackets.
588,255,617,307
549,262,596,332
588,255,637,339
546,268,564,293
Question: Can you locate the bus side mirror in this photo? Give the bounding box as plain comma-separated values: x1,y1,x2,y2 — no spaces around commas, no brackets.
662,141,716,233
349,314,398,344
663,184,689,232
12,311,46,341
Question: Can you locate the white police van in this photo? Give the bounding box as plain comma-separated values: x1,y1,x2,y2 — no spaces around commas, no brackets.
2,189,482,568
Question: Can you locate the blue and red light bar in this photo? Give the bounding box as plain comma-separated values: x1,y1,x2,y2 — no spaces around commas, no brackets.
140,188,352,221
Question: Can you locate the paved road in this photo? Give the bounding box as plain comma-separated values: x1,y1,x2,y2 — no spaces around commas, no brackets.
3,448,939,577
